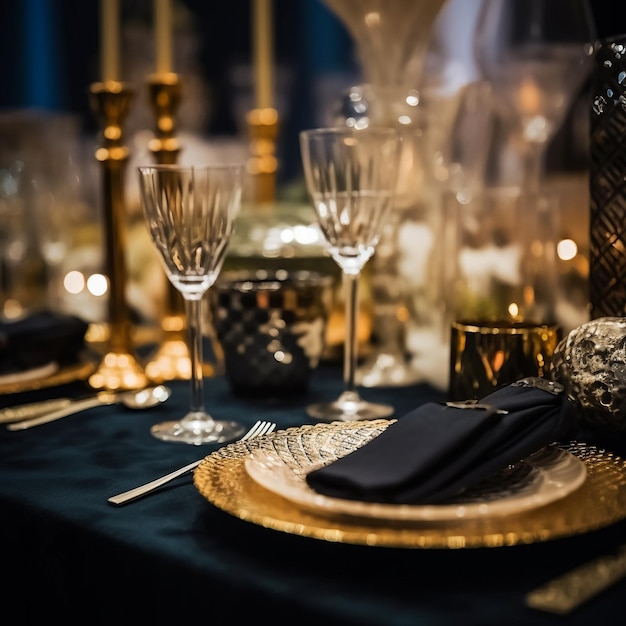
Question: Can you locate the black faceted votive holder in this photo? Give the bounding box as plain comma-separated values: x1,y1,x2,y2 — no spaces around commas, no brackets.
210,269,334,398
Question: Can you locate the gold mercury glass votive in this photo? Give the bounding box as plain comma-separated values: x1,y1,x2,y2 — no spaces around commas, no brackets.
448,319,560,401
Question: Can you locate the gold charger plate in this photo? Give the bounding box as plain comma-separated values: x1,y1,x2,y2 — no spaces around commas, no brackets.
193,420,626,549
0,356,97,395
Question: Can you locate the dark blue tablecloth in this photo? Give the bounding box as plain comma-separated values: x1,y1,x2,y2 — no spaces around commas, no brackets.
1,365,626,626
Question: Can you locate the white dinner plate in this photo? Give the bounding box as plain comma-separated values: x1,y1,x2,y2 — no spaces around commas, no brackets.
245,442,587,522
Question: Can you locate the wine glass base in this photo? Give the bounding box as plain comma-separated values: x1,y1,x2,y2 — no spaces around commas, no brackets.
150,414,245,445
306,399,394,422
356,352,422,387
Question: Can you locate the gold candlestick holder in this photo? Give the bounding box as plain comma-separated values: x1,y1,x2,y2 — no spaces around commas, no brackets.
146,72,182,163
246,107,279,203
88,81,149,390
142,73,215,381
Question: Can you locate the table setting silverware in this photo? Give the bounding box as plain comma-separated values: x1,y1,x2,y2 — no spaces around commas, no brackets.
525,542,626,614
107,420,276,506
6,385,172,431
0,397,73,423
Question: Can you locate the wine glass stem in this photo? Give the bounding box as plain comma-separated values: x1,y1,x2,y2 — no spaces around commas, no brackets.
343,271,359,394
525,142,544,195
185,296,205,413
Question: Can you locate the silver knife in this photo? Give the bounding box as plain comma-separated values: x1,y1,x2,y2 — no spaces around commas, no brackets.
0,398,73,423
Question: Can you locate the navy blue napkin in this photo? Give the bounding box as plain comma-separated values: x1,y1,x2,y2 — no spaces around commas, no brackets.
0,311,89,375
305,379,580,504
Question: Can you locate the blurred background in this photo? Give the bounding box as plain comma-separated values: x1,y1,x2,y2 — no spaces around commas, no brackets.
1,0,360,184
0,0,622,388
0,1,618,180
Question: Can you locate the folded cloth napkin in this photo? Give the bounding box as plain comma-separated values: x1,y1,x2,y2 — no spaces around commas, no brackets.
305,378,581,505
0,311,89,375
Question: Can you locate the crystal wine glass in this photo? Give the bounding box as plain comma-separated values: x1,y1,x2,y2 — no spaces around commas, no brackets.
324,0,448,389
137,164,246,444
300,127,403,421
474,0,596,193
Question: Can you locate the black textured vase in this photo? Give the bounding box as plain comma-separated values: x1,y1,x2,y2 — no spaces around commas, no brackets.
589,34,626,318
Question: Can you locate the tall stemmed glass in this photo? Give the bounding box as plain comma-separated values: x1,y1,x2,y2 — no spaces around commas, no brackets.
474,0,596,194
137,164,246,444
300,128,403,421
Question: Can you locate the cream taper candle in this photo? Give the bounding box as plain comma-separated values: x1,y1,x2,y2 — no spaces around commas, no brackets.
253,0,273,109
155,0,173,75
100,0,120,82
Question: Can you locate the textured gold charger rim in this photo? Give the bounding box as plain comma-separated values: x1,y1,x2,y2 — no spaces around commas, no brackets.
193,421,626,549
0,354,97,395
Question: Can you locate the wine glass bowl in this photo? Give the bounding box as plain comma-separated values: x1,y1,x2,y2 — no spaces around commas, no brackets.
474,0,596,191
138,164,245,445
324,0,450,390
300,127,403,421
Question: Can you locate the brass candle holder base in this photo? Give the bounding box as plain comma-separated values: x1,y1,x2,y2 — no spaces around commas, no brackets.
89,350,149,391
144,339,217,381
142,278,196,381
144,338,190,381
89,80,148,391
142,311,217,382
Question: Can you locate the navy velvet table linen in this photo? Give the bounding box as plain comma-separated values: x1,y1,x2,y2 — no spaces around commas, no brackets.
1,367,625,626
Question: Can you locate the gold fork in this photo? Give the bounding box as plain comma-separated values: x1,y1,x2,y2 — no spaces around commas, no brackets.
107,420,276,506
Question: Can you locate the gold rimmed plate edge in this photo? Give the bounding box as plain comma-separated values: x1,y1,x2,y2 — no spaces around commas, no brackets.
0,352,98,395
193,422,626,549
